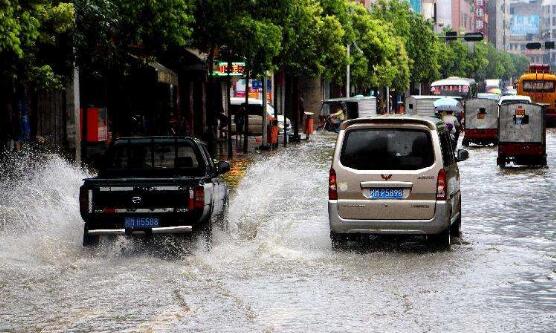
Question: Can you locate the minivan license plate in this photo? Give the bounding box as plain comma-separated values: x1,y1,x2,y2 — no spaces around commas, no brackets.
369,188,403,200
124,217,160,229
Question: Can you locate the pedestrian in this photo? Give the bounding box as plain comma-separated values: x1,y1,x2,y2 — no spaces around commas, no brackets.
234,105,246,142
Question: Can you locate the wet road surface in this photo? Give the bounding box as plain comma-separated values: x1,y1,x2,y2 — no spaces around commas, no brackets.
0,131,555,332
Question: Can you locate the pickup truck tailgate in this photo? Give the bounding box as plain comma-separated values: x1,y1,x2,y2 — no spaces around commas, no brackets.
84,179,203,212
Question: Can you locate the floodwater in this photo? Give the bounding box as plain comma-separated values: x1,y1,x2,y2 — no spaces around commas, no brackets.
0,131,555,332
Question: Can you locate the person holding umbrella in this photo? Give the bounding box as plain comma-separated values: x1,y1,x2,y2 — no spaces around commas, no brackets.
434,97,462,150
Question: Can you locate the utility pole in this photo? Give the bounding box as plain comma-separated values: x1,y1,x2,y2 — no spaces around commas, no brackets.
73,66,81,164
346,44,351,98
226,60,233,158
243,69,250,153
261,75,269,149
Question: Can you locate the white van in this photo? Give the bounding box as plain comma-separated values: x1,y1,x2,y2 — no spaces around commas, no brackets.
229,97,291,136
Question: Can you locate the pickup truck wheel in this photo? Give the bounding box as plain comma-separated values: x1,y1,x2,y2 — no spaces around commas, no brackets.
83,226,100,247
196,219,213,242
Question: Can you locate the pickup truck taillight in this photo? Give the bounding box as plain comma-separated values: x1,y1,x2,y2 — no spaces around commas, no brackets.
187,186,205,210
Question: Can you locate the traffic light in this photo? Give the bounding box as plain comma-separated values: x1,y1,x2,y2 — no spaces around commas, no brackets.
445,31,457,41
526,42,542,49
463,32,484,42
545,41,555,49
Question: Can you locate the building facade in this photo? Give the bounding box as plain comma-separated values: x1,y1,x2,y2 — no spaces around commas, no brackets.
540,0,556,65
508,0,544,63
488,0,510,50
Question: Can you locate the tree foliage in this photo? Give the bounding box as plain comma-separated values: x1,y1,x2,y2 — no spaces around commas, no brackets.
74,0,195,77
0,0,74,89
349,3,409,90
438,40,530,82
370,0,440,84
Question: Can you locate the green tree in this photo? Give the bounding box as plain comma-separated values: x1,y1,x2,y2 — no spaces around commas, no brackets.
74,0,195,77
0,1,74,89
510,53,530,79
370,0,440,86
349,3,409,91
438,39,474,78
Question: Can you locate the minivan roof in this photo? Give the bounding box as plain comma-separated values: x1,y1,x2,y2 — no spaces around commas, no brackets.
340,115,443,131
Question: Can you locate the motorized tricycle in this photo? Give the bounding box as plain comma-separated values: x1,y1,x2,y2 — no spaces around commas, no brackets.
463,98,499,146
318,96,377,132
497,103,547,167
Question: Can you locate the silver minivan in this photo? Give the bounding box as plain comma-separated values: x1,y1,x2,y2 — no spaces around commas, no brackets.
328,116,469,248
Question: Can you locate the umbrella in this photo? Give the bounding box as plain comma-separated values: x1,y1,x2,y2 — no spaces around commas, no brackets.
433,97,461,113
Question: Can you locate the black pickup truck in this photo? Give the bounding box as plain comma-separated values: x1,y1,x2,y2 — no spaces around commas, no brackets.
79,136,230,246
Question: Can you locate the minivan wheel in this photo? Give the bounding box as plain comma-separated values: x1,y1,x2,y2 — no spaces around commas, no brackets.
429,227,451,249
330,231,356,249
450,202,462,238
450,215,462,239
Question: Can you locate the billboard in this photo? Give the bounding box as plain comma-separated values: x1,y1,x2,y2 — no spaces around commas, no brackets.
510,15,540,36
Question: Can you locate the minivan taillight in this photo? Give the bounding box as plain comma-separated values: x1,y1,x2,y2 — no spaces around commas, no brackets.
329,168,338,200
436,169,447,200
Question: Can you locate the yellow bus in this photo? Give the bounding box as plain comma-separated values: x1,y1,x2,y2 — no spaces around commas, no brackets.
517,64,556,124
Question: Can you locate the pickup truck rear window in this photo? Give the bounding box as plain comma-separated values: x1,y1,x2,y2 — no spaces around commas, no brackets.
340,128,434,170
102,140,204,177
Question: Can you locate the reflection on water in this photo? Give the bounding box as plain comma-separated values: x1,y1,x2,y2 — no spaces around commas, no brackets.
222,157,252,191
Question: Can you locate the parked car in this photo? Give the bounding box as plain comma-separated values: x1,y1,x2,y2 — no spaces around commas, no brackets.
328,116,469,248
228,97,291,136
79,136,230,246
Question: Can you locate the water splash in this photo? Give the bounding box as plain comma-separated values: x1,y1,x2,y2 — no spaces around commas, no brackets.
0,149,92,266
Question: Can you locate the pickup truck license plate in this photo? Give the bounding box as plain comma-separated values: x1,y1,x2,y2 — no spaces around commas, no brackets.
370,188,403,200
124,217,160,229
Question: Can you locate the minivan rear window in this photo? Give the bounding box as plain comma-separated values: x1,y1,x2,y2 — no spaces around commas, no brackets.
340,128,435,170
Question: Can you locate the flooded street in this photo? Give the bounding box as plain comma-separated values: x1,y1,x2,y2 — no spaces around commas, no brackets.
0,131,555,332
